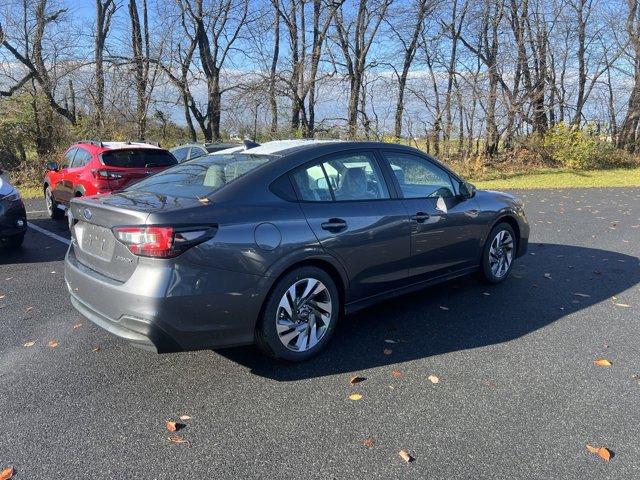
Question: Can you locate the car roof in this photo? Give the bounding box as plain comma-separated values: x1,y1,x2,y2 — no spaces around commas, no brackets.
73,141,162,152
170,142,240,151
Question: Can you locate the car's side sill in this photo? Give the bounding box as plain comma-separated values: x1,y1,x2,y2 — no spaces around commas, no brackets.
345,266,479,315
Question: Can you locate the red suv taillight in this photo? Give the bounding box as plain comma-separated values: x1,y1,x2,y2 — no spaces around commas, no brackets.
112,226,214,258
92,169,123,180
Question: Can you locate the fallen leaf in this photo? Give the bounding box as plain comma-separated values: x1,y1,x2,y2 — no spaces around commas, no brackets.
573,293,591,298
482,292,491,296
384,339,397,344
0,295,5,300
91,346,100,352
587,445,612,461
383,348,392,355
48,340,59,348
23,341,35,347
0,466,15,480
362,438,374,447
349,375,365,385
348,393,362,401
439,305,449,311
25,306,33,312
168,435,188,444
73,323,82,329
428,375,440,384
399,450,413,463
543,273,552,279
391,370,402,378
166,421,185,432
179,415,191,421
594,358,613,367
613,303,630,308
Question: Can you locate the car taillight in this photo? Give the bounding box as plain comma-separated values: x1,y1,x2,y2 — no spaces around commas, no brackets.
92,169,123,180
112,226,213,258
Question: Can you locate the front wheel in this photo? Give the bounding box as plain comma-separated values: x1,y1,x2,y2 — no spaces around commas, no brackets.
2,233,24,249
256,266,340,362
479,223,516,284
45,186,64,220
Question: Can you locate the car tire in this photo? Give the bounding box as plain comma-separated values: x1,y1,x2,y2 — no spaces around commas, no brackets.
479,222,517,284
256,266,340,362
45,186,64,219
2,233,25,249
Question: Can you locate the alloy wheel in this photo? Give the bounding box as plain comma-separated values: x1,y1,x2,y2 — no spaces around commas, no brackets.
275,277,332,352
489,230,514,278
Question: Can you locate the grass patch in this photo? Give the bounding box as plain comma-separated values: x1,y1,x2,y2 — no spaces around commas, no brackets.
470,167,640,190
19,186,42,199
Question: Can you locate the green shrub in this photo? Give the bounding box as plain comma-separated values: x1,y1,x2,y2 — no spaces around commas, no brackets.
542,123,618,169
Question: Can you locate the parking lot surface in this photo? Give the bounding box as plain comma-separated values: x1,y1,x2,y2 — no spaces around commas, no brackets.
1,188,639,479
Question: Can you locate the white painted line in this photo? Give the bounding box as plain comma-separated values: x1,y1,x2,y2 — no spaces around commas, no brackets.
26,210,48,214
28,223,71,246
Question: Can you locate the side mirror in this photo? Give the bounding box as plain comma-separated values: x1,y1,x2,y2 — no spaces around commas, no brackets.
460,181,476,199
46,161,59,172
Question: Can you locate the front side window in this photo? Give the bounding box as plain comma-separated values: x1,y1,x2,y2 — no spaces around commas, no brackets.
62,148,77,169
172,147,190,162
292,152,390,202
126,152,275,198
382,152,455,199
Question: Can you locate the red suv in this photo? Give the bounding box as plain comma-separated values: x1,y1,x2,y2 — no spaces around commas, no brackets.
44,141,177,219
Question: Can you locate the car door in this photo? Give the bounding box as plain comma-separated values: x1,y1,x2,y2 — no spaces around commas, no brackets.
290,150,411,301
66,148,92,199
53,148,78,205
379,150,483,280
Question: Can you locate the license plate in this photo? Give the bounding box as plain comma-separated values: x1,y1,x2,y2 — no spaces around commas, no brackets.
75,222,115,261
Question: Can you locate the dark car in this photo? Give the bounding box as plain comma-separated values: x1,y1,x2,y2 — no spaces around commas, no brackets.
170,142,241,163
64,140,529,361
0,169,27,249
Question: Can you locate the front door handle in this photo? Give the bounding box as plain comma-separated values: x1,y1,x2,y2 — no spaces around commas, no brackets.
411,212,430,223
321,218,347,233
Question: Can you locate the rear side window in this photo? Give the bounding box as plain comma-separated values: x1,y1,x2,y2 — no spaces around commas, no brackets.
71,149,92,167
291,152,390,202
102,149,177,168
126,152,275,198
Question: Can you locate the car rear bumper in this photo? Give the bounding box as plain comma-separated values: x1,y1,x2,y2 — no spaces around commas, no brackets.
0,198,27,240
64,246,268,353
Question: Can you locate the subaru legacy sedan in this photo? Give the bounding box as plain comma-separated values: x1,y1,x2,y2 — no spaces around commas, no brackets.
64,141,529,361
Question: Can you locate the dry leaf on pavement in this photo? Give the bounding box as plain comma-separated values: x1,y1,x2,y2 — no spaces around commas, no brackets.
594,358,613,367
383,348,392,355
91,346,100,352
391,370,402,378
179,415,191,421
168,435,188,444
348,393,362,401
349,375,365,385
0,467,15,480
362,438,374,447
587,444,613,461
573,293,591,298
23,341,35,347
48,340,58,348
427,375,440,384
73,323,82,329
166,421,185,432
399,450,413,463
439,306,449,311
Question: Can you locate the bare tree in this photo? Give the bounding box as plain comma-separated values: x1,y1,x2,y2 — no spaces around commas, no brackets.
94,0,117,133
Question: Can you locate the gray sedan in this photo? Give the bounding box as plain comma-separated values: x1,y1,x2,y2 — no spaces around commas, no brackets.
65,140,529,361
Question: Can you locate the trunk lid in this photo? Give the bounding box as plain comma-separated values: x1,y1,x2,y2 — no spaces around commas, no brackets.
69,195,150,282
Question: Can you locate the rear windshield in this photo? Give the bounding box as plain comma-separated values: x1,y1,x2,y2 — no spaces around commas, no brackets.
102,149,177,168
126,152,275,198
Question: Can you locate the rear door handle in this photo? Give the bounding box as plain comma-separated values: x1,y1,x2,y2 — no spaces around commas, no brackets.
411,212,430,223
321,218,347,233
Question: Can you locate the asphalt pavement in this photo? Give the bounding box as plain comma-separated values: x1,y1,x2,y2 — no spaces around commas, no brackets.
1,189,639,479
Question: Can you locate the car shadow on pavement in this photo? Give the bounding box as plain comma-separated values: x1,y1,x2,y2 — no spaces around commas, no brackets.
217,243,640,380
0,220,69,265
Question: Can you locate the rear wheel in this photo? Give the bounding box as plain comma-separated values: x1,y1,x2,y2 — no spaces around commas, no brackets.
479,223,516,283
45,186,64,219
256,266,339,362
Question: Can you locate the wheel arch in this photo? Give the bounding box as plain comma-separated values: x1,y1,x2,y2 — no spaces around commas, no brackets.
490,214,521,253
